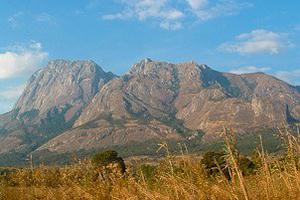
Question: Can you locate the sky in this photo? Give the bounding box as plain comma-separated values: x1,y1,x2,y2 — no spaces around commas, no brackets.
0,0,299,114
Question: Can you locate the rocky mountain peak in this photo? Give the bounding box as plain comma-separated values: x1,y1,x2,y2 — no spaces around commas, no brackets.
181,61,209,70
14,59,115,120
45,59,106,75
128,58,175,75
0,59,299,164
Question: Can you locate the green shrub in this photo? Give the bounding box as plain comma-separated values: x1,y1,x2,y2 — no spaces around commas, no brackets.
201,151,256,178
91,150,126,174
201,151,228,178
238,156,256,175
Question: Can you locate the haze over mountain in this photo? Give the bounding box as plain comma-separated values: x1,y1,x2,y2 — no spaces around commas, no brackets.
0,58,299,165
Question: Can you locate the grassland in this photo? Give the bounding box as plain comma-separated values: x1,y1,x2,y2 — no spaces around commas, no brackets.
0,128,300,200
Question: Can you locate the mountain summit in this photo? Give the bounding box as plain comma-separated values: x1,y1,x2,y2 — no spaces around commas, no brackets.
0,60,115,163
0,59,299,165
15,60,115,121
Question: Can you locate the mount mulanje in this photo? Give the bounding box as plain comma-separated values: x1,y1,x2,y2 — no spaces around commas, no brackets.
0,58,299,165
0,60,115,159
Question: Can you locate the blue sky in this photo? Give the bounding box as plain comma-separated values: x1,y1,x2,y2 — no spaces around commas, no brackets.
0,0,299,114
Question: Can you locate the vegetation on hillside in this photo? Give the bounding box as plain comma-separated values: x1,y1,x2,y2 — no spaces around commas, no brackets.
0,127,300,199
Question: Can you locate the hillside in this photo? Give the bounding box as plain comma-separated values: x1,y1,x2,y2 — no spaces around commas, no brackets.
0,58,299,165
0,60,115,164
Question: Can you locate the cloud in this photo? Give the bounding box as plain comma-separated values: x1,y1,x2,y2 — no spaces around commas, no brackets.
8,12,24,28
103,0,184,20
186,0,208,10
229,66,300,85
35,13,54,23
102,0,250,30
219,29,292,55
0,84,25,114
0,85,25,100
8,12,56,28
0,42,48,79
230,66,271,74
186,0,251,21
0,101,13,114
159,21,182,30
294,25,300,31
102,0,184,30
274,70,300,85
86,0,101,10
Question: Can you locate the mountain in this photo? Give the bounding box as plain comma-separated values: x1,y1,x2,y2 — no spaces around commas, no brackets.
0,60,115,163
0,58,299,165
36,59,300,154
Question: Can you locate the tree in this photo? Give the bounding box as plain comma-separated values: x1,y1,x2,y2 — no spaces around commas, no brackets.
201,151,256,178
201,151,229,178
91,150,126,174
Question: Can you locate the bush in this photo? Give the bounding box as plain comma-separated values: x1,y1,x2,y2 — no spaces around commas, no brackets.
201,151,256,178
91,150,126,174
201,151,228,178
238,156,256,175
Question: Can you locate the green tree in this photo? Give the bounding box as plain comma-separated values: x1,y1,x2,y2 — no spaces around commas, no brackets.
91,150,126,174
201,151,256,178
201,151,229,178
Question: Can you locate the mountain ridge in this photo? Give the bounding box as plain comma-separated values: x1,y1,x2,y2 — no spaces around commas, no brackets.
0,60,116,162
0,58,299,165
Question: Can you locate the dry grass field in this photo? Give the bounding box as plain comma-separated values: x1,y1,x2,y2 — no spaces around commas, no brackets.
1,128,300,200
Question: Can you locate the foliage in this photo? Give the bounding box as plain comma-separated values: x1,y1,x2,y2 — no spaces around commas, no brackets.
201,151,256,178
201,151,228,177
91,150,126,174
238,155,256,175
2,130,300,199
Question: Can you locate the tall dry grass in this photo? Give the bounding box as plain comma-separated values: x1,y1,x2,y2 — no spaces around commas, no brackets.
1,127,300,200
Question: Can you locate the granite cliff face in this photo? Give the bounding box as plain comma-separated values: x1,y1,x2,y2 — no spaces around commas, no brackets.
0,58,300,163
0,60,115,156
37,59,300,153
15,60,115,124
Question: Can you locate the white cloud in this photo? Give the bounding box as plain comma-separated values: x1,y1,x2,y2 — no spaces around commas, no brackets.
186,0,208,10
0,42,48,79
294,25,300,31
230,66,271,74
0,84,25,113
102,0,250,30
0,85,25,100
86,0,101,10
0,101,13,114
219,29,292,55
102,0,184,30
8,12,56,28
186,0,251,21
8,12,24,28
104,0,184,21
160,21,182,30
102,12,132,20
274,70,300,85
35,13,54,23
229,66,300,85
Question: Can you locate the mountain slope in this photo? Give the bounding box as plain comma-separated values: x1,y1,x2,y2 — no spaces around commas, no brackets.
36,59,300,154
0,60,115,159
